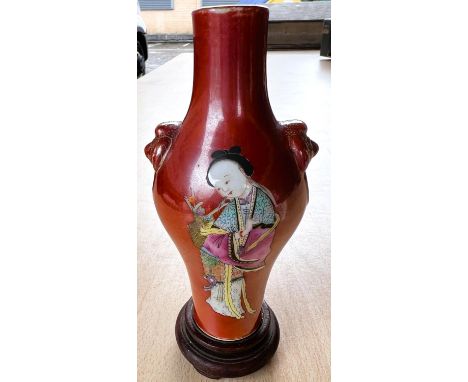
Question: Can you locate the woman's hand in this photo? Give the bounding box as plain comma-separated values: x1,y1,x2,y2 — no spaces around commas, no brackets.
193,202,205,216
235,219,257,240
245,218,254,235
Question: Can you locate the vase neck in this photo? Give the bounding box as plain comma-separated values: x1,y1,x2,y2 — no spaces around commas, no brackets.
189,7,273,120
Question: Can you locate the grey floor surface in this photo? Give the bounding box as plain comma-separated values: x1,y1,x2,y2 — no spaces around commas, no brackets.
144,42,194,75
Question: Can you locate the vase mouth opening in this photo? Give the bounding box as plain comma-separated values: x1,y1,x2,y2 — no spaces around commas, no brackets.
193,5,269,16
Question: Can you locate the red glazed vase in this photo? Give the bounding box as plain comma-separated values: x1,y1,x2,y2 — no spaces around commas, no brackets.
145,5,318,379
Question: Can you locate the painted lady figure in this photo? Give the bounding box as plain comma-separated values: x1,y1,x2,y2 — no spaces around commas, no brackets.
186,147,280,319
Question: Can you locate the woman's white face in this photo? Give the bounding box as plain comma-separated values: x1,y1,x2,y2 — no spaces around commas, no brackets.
208,160,249,198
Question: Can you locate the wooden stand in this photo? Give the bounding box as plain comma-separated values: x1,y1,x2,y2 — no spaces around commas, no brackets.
175,298,280,379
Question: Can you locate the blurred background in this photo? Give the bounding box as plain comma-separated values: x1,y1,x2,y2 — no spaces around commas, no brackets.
137,0,331,76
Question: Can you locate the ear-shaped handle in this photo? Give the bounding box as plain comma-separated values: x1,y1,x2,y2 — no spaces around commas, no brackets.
280,120,319,173
144,121,181,173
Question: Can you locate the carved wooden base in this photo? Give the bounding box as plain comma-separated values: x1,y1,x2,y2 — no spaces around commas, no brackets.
175,298,280,379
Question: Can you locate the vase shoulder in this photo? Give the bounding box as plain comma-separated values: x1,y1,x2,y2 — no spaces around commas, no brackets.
153,119,306,209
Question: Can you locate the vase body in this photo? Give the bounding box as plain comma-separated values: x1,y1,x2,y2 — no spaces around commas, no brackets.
145,4,318,365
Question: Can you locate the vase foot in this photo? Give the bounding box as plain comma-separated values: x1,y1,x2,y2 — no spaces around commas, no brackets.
175,298,280,379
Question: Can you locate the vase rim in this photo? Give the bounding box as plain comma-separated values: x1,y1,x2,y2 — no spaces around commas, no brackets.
193,5,269,16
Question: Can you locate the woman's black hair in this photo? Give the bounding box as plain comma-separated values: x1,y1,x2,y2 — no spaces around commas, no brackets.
206,146,254,187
